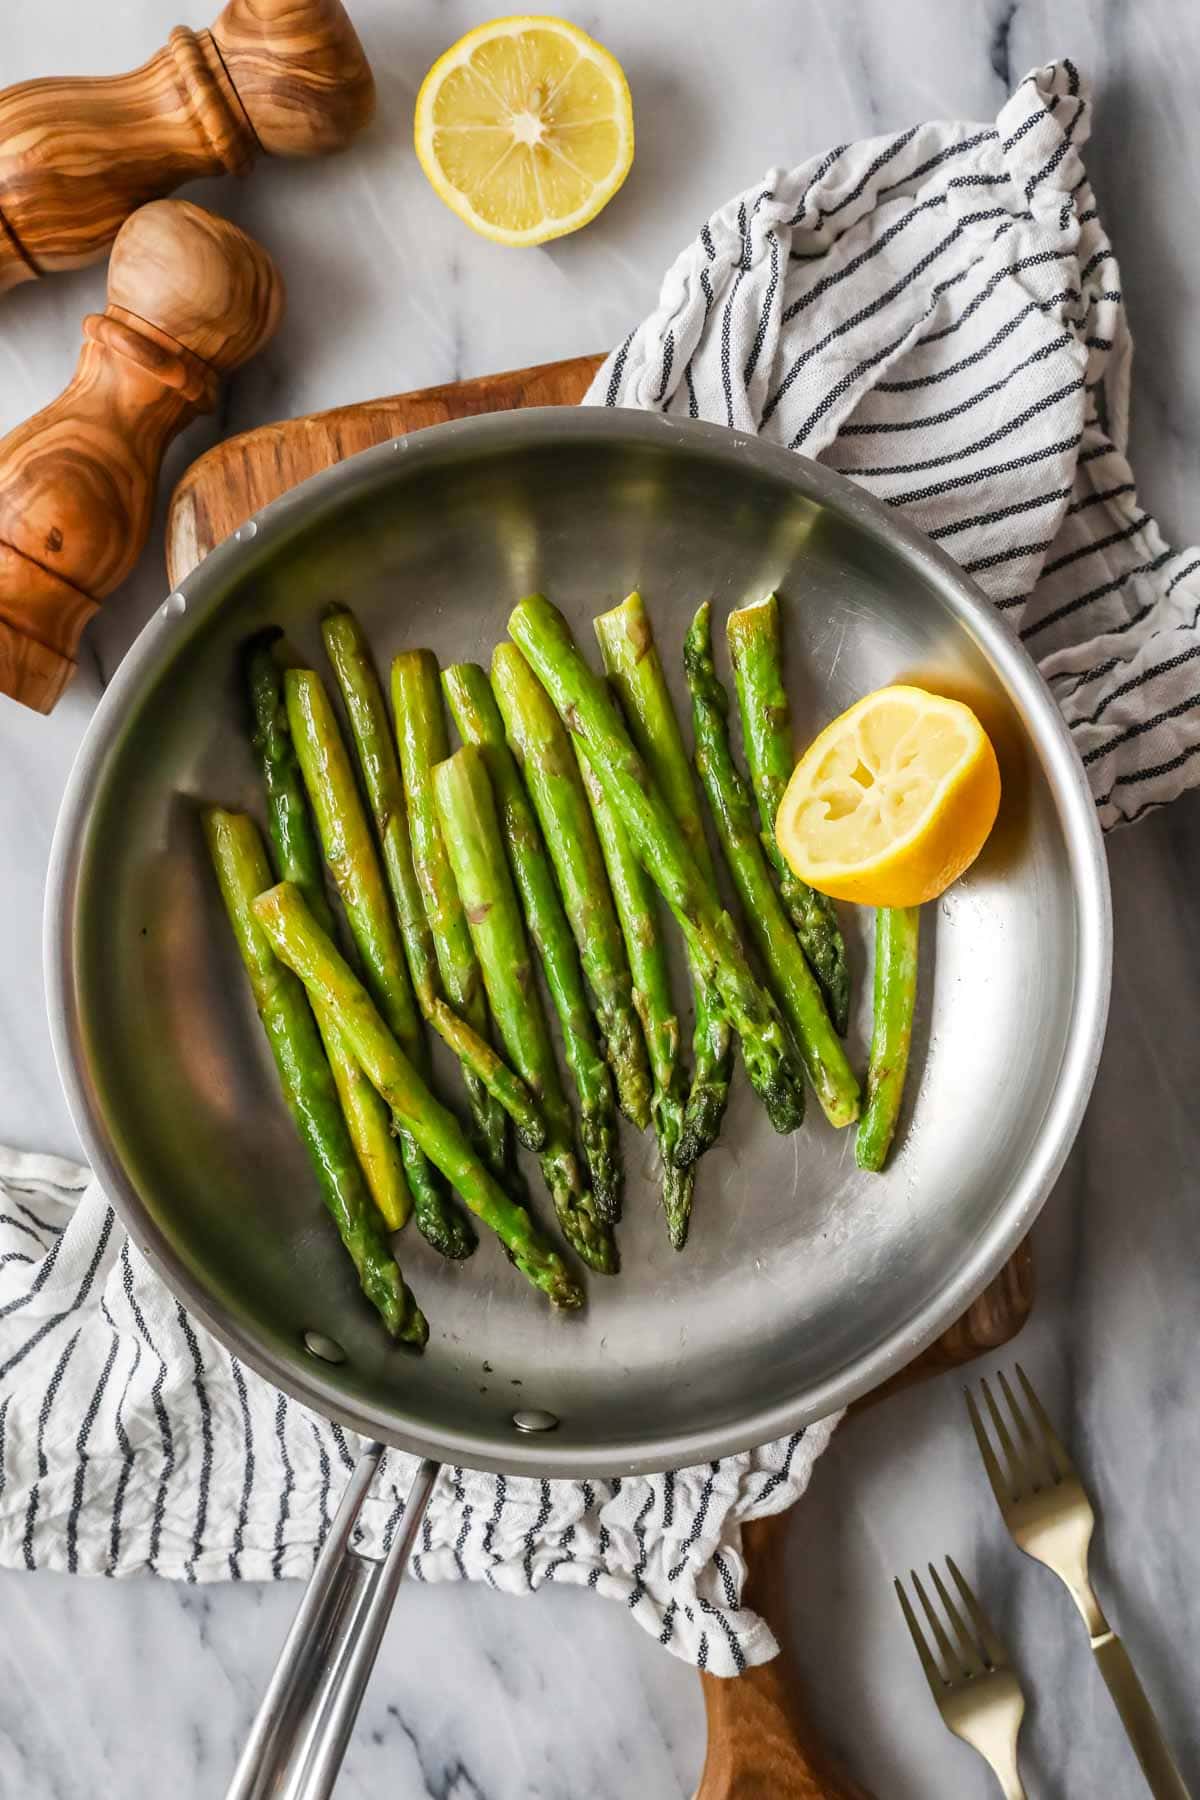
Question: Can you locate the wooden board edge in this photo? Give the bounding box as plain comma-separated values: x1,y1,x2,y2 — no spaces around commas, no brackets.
166,351,607,587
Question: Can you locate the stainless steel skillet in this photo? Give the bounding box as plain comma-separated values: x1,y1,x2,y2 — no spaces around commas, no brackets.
45,408,1110,1796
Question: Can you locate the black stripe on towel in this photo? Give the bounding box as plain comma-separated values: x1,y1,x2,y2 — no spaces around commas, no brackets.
228,1356,255,1580
67,1328,120,1574
22,1326,82,1569
668,1462,721,1581
175,1302,213,1581
272,1393,295,1579
120,1243,175,1574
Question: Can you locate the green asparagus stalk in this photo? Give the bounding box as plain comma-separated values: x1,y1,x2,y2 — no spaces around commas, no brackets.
254,880,584,1310
857,906,919,1170
203,810,427,1344
684,602,860,1129
510,595,806,1135
433,746,618,1274
575,748,694,1247
244,630,411,1232
321,609,545,1155
726,594,850,1034
594,592,733,1166
391,650,509,1174
285,667,476,1261
491,642,653,1133
442,662,622,1221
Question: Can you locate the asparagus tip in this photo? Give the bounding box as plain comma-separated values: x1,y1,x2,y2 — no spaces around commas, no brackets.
530,1253,587,1310
675,1078,729,1167
566,1215,619,1276
584,1148,623,1225
760,1069,807,1136
414,1203,478,1261
396,1289,431,1349
664,1172,695,1251
515,1116,548,1155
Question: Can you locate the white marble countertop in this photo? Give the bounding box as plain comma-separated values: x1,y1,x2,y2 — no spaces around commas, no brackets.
3,1,1199,1794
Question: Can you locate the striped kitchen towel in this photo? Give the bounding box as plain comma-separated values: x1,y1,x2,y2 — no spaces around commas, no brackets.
589,59,1200,828
1,59,1192,1680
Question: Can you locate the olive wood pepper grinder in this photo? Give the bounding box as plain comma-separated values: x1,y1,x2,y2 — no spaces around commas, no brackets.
0,0,373,293
0,198,284,713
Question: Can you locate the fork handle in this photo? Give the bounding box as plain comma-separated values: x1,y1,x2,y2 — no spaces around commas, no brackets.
1092,1633,1190,1799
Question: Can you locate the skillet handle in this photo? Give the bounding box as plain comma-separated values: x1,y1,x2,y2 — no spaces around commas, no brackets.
225,1446,439,1800
695,1513,874,1800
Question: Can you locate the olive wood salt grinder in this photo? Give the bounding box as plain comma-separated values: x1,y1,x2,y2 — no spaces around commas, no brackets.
0,0,373,293
0,199,284,713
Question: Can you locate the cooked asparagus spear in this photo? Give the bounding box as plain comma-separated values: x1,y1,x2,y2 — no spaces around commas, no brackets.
285,667,476,1261
442,662,622,1221
321,609,545,1154
510,595,806,1135
203,810,427,1344
594,592,733,1166
857,907,919,1170
391,650,509,1174
726,594,850,1034
254,880,584,1310
491,642,653,1134
684,602,860,1129
433,747,618,1274
575,749,695,1247
244,630,412,1232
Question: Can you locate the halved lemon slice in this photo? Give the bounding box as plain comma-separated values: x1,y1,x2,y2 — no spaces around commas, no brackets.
776,685,1001,907
414,16,634,247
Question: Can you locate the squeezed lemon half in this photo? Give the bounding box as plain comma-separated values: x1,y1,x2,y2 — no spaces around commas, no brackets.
775,685,1001,907
414,16,634,247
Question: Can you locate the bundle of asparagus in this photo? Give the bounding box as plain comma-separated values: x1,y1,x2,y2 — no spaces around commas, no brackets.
202,584,920,1348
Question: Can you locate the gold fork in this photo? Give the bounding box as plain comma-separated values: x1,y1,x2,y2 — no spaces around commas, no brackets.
967,1365,1190,1800
895,1556,1027,1799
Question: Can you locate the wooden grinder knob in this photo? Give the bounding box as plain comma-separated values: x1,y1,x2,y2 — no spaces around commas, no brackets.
0,0,374,293
0,198,284,713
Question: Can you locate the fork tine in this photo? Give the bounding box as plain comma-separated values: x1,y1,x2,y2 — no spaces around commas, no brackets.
895,1577,946,1698
965,1384,1014,1506
997,1367,1055,1491
980,1374,1028,1498
1016,1362,1074,1481
912,1569,960,1675
928,1562,985,1676
946,1556,1010,1670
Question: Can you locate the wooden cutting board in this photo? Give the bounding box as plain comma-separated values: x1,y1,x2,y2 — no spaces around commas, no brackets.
166,354,1033,1799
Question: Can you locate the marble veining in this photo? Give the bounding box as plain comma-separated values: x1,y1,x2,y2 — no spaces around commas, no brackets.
2,0,1199,1793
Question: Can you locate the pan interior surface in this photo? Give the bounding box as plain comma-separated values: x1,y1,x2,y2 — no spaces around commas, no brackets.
54,413,1107,1474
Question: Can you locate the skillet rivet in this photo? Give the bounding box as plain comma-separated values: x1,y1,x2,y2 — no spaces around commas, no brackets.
304,1330,346,1364
512,1408,558,1433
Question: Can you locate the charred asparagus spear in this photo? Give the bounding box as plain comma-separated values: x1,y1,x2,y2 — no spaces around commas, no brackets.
856,906,919,1170
726,594,850,1034
575,748,695,1247
442,662,622,1221
510,595,806,1135
391,650,509,1174
491,642,653,1133
433,746,618,1274
594,592,733,1166
321,610,545,1155
203,810,427,1344
285,667,476,1261
684,602,860,1129
244,631,412,1232
254,880,584,1310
